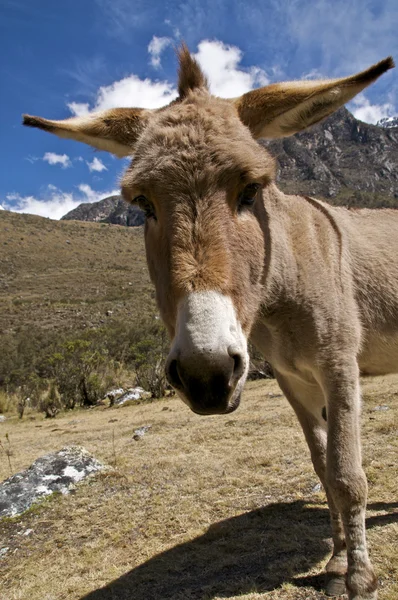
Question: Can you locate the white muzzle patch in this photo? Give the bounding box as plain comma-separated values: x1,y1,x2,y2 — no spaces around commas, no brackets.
167,291,249,412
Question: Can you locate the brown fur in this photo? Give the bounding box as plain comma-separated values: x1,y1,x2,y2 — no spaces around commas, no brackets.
23,47,396,600
178,43,209,98
23,107,148,157
235,57,394,138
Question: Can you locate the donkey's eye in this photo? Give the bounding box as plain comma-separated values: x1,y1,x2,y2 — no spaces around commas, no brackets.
237,183,261,210
134,195,156,220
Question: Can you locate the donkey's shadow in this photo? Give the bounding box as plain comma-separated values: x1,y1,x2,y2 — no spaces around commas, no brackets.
80,500,397,600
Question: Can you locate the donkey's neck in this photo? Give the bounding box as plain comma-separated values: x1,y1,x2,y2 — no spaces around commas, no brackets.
258,185,342,316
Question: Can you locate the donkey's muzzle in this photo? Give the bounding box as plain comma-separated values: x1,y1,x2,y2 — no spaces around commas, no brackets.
166,291,249,414
166,350,245,415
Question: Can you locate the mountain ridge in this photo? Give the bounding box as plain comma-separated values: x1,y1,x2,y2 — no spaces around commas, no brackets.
61,194,145,226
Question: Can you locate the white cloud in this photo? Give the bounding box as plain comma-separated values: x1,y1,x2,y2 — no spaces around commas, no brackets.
195,40,270,97
67,75,177,116
96,75,178,110
350,93,395,124
0,204,4,210
67,39,270,117
67,102,90,117
3,184,119,220
77,183,117,203
87,157,108,172
43,152,72,168
148,36,172,69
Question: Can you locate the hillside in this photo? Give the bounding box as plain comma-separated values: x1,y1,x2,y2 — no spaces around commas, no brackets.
61,108,398,225
0,210,154,336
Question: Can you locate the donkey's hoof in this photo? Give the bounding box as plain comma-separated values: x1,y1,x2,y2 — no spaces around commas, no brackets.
325,573,347,597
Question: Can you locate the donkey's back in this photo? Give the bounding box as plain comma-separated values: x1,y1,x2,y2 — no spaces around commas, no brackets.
341,207,398,375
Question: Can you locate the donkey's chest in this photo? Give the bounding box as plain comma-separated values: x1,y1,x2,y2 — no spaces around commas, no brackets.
250,318,317,385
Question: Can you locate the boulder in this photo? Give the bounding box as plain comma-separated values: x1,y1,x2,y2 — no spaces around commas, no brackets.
0,446,106,518
115,387,151,405
106,388,125,403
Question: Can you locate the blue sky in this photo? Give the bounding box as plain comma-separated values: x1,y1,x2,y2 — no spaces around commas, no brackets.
1,0,397,219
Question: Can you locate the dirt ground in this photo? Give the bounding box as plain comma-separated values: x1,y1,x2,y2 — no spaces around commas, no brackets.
1,376,397,600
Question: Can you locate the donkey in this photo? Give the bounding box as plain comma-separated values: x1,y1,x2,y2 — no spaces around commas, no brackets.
24,47,396,599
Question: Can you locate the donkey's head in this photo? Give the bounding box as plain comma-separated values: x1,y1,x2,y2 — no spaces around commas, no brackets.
24,47,393,415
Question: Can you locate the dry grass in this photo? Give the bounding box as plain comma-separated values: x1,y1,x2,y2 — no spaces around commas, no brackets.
1,375,397,600
0,210,154,334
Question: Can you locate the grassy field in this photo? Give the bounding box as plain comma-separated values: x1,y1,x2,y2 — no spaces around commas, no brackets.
1,376,397,600
0,210,154,335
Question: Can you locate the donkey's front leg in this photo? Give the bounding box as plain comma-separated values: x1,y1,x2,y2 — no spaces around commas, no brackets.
324,362,377,600
275,372,347,596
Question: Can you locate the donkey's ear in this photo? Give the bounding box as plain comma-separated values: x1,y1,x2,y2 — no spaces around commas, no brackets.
235,57,394,139
23,107,150,157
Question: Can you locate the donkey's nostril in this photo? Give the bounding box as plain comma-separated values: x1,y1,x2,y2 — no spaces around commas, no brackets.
229,350,245,379
166,358,182,389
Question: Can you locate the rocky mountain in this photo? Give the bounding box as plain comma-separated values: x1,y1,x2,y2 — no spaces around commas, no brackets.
62,194,144,226
265,107,398,207
377,116,398,129
62,108,398,223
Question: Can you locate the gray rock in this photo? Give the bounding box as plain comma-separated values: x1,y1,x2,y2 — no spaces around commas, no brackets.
133,425,152,440
311,482,322,493
263,107,398,207
0,446,106,518
373,405,390,411
377,116,398,129
106,388,125,402
115,387,151,405
0,415,6,422
61,195,145,226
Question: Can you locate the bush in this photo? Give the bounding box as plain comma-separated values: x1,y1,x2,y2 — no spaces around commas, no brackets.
0,328,58,391
47,340,113,409
0,315,171,411
17,373,48,418
0,390,10,414
39,382,61,418
17,397,27,419
94,315,170,398
129,323,169,398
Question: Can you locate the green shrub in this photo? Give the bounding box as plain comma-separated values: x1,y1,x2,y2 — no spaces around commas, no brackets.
129,323,169,398
0,315,171,410
39,382,61,418
47,340,111,408
0,390,9,414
